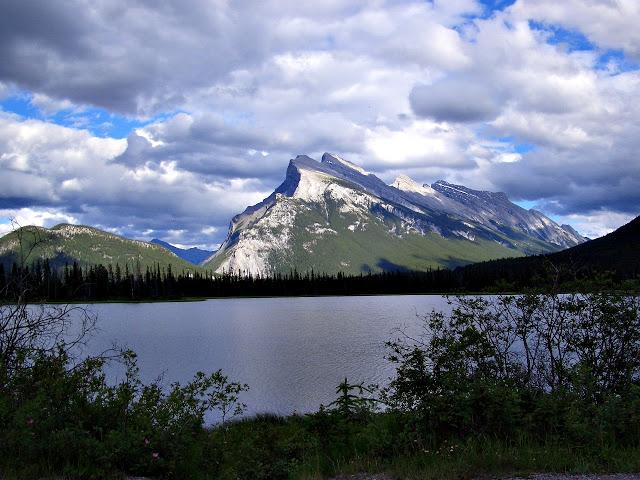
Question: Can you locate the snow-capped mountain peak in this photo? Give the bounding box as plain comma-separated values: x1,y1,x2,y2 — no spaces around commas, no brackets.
205,153,586,276
321,152,369,176
391,174,437,197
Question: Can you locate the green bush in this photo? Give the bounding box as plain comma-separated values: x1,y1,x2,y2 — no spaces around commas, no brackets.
384,292,640,448
0,347,247,478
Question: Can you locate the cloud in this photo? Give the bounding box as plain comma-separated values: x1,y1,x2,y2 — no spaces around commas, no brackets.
554,211,637,239
30,93,75,115
0,208,79,237
410,79,501,122
0,113,271,246
0,0,639,243
0,0,272,116
364,120,475,169
479,62,640,217
0,0,474,117
404,6,640,234
511,0,640,58
0,82,10,100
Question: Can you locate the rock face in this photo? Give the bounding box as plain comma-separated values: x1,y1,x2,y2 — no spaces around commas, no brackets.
205,153,585,276
429,180,586,247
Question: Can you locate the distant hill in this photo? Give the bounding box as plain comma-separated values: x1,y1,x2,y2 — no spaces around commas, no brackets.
0,224,199,273
456,215,640,288
544,214,640,278
150,239,214,265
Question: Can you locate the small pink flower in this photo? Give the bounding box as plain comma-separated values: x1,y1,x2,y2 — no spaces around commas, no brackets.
152,452,160,460
144,438,150,446
26,418,34,427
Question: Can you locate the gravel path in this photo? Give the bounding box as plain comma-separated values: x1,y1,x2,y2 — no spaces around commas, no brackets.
329,475,394,480
329,475,640,480
506,475,640,480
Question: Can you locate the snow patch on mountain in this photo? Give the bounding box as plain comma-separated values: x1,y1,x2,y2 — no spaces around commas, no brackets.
454,230,476,241
433,181,481,199
347,220,367,232
321,152,369,175
392,174,437,197
306,223,337,236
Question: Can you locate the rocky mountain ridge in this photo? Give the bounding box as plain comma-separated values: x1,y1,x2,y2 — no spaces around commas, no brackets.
205,153,584,275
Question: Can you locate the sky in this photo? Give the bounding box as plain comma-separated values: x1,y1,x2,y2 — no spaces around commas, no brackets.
0,0,639,249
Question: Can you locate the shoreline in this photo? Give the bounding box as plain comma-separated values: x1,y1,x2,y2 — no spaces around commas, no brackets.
6,290,530,305
8,288,634,305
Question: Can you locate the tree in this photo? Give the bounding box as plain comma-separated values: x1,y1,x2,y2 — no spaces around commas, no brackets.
327,378,378,420
382,288,640,442
0,221,96,383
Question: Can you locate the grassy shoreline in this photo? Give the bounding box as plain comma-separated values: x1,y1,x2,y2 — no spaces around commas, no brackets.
4,410,640,479
207,412,640,480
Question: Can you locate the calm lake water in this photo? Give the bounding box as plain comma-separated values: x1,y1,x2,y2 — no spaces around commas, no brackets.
80,295,452,419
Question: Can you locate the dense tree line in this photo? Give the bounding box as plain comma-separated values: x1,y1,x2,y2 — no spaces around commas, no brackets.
0,260,463,301
0,260,190,301
0,256,638,302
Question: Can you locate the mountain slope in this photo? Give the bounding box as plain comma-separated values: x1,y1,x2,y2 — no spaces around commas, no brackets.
205,153,584,275
542,214,639,275
430,180,587,247
0,224,199,273
150,239,214,265
456,215,640,287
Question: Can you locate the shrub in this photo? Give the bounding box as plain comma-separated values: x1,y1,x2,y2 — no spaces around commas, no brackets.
384,291,640,446
0,344,248,478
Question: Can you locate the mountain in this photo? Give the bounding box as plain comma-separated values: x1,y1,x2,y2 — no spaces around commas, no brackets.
547,215,639,275
430,181,588,247
205,153,585,275
456,215,640,288
150,239,214,265
0,224,198,273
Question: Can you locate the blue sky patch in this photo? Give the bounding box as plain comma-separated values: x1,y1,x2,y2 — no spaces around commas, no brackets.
595,49,639,73
527,21,639,72
514,199,539,210
477,0,516,18
529,21,594,52
0,92,178,139
513,143,536,154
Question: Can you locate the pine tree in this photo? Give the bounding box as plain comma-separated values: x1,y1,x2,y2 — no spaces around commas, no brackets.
0,263,5,297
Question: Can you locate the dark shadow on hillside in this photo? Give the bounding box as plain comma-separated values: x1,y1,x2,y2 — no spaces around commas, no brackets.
47,252,80,270
376,259,411,273
410,253,472,270
0,252,18,270
1,252,77,270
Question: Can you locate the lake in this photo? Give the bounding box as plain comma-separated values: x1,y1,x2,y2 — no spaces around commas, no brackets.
80,295,452,419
